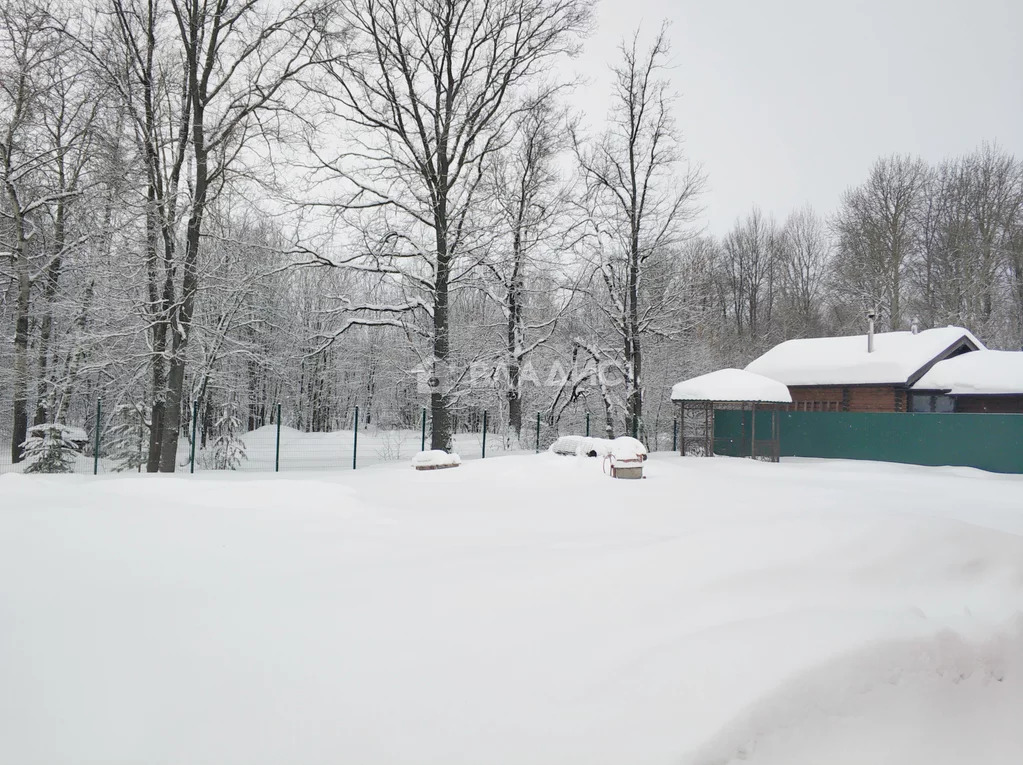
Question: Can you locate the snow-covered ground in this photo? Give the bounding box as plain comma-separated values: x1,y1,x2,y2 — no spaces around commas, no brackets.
1,454,1021,764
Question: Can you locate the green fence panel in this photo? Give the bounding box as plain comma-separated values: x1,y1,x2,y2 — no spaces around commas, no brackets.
714,410,1023,474
711,409,777,458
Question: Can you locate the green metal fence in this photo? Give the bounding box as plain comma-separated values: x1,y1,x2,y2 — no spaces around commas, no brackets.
3,402,675,475
714,410,1023,474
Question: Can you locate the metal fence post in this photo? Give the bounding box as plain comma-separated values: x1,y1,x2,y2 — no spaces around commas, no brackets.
585,412,590,437
673,418,678,452
535,412,540,453
137,409,144,473
275,403,282,472
93,399,102,475
189,401,198,474
421,407,426,452
482,410,488,459
353,405,359,470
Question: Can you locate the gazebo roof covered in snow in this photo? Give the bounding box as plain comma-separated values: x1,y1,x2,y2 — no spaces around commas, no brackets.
670,368,792,404
913,350,1023,395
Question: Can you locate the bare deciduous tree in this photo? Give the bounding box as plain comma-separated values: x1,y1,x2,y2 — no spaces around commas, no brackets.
832,154,927,331
573,24,703,439
305,0,593,451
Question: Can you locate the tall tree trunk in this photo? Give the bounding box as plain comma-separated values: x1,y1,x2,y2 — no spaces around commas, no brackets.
626,233,643,438
506,251,523,446
34,189,66,426
11,255,30,464
6,174,31,462
158,32,207,471
145,198,167,471
431,202,453,452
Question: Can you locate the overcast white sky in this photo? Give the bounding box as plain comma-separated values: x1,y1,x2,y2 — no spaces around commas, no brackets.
569,0,1023,235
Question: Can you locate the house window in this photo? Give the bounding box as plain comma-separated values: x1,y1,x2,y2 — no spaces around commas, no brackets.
911,394,955,413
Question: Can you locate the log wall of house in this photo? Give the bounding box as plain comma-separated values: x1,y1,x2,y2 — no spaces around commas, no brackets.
789,385,907,413
955,395,1023,414
847,386,906,413
787,386,844,411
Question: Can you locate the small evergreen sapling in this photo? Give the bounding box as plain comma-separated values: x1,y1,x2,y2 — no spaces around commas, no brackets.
208,407,247,470
21,425,79,473
106,404,148,472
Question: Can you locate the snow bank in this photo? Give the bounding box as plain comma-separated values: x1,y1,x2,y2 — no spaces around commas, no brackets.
670,368,792,403
550,435,647,459
745,326,983,386
686,622,1023,765
411,449,461,468
914,350,1023,395
1,456,1021,764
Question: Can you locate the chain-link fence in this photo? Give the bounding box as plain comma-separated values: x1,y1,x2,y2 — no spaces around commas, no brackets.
1,400,680,476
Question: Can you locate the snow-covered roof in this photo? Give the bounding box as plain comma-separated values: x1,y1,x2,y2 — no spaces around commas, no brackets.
912,350,1023,395
670,368,792,403
744,327,983,386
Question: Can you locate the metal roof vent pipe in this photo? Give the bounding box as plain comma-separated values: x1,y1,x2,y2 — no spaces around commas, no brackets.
911,317,920,335
867,309,876,353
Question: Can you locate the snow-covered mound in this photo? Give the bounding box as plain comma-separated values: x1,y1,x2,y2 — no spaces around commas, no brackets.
550,435,648,459
411,449,461,468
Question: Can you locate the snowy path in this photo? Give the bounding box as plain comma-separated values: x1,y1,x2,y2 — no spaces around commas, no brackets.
1,455,1022,764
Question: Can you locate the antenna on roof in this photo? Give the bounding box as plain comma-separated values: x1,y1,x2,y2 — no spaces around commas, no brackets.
866,309,876,353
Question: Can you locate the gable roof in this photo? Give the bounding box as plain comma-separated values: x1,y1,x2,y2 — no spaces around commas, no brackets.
670,368,792,403
913,350,1023,395
745,326,984,387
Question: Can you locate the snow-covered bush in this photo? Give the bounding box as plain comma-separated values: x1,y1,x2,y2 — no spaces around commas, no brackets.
377,428,408,461
20,424,80,473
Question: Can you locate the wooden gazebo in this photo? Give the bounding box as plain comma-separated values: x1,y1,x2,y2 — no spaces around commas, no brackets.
670,369,792,462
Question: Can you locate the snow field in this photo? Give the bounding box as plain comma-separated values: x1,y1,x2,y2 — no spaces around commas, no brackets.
1,454,1021,764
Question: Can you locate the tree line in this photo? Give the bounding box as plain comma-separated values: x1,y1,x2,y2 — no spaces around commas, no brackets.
2,0,1021,469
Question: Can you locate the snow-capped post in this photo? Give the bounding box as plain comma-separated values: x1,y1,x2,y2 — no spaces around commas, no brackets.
274,404,282,473
586,412,590,437
482,411,488,459
421,408,427,453
353,406,359,470
93,400,102,476
535,412,541,453
189,402,198,474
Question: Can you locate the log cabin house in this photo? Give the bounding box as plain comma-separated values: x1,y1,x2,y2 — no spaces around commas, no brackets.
744,326,984,413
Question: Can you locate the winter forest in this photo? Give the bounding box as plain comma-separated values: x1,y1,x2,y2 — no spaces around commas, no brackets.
2,0,1022,471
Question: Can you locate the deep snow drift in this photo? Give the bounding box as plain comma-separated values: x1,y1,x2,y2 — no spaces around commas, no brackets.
1,454,1021,764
